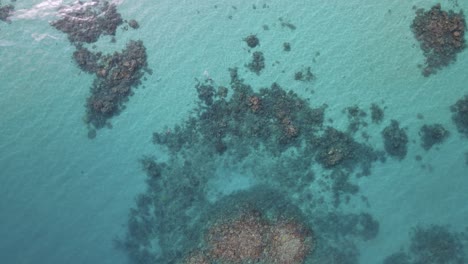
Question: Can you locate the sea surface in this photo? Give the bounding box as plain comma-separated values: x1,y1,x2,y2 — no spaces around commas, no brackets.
1,0,467,263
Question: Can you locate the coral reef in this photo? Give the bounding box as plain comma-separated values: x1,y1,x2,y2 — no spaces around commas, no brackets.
243,34,260,48
121,69,383,264
246,51,265,75
411,4,466,76
419,124,450,150
383,225,467,264
294,67,315,82
0,2,14,23
206,214,268,263
128,19,140,29
410,225,466,264
344,105,368,134
204,213,312,264
382,120,408,159
76,40,149,130
451,95,468,136
370,103,384,124
312,127,380,174
50,0,123,44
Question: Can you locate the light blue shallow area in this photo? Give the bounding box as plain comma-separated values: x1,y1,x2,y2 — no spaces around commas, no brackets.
0,0,467,263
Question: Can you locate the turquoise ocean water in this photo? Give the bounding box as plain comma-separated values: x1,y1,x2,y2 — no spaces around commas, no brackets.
1,0,467,263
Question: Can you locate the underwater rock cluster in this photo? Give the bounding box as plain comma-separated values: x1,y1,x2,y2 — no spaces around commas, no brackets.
370,103,384,124
51,0,123,44
116,7,466,264
0,1,14,23
294,66,315,82
383,225,467,264
246,51,265,74
411,4,466,76
120,67,386,263
200,213,312,264
419,124,450,150
382,120,408,159
153,68,381,174
50,0,149,137
451,95,468,137
243,34,260,48
75,41,149,131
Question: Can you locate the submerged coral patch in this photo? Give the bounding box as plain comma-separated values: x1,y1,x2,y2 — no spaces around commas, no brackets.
384,225,467,264
451,95,468,137
0,2,14,23
419,124,450,150
51,0,123,44
246,51,265,75
243,34,260,48
411,4,466,76
76,41,149,130
382,120,408,159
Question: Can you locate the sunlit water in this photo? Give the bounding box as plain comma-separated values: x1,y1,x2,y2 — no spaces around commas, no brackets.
1,0,467,263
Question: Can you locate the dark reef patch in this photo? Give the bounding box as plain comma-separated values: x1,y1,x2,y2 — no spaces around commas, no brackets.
370,103,384,124
75,40,149,130
343,105,368,134
311,127,380,175
127,19,139,29
384,225,467,264
243,34,259,48
73,46,102,73
122,70,384,264
411,4,466,76
153,68,380,175
382,120,408,159
154,68,326,156
51,0,123,44
294,66,315,82
246,51,265,75
283,42,291,51
419,124,449,150
451,95,468,136
0,2,14,23
279,17,296,30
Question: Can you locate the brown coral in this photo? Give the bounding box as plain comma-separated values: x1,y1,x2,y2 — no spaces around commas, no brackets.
205,213,313,264
207,215,268,263
266,221,312,264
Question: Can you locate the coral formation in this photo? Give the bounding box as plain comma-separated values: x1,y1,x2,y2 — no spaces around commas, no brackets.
451,95,468,136
382,120,408,159
243,34,260,48
419,124,449,150
383,225,467,264
246,51,265,75
411,4,466,76
294,67,315,82
370,103,384,124
128,19,140,29
121,69,383,264
75,41,149,130
51,0,123,44
0,2,14,23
